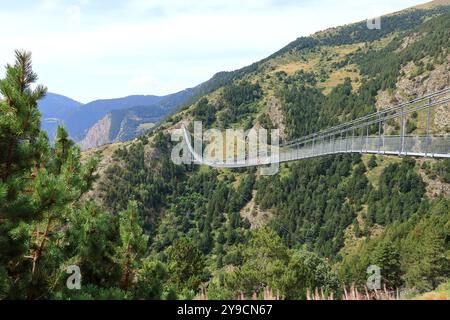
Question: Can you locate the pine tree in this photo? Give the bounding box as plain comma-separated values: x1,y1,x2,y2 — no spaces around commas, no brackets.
0,50,47,220
62,201,121,295
52,125,75,172
372,242,403,290
116,201,148,290
368,155,377,169
226,227,289,296
405,229,450,291
0,51,99,299
0,50,48,299
133,258,169,300
167,237,205,293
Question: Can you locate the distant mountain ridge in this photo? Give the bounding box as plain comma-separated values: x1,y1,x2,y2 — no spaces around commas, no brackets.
78,88,197,149
38,88,197,149
66,94,163,141
39,93,83,141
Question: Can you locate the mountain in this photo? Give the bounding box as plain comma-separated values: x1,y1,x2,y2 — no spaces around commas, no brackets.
37,93,163,142
65,95,163,141
84,0,450,299
39,92,82,118
79,88,197,149
38,88,198,149
38,93,83,141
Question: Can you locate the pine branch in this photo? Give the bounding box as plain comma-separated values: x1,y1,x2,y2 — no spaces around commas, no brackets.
3,137,16,180
30,215,53,277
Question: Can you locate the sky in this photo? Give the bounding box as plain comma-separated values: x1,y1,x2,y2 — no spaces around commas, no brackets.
0,0,427,103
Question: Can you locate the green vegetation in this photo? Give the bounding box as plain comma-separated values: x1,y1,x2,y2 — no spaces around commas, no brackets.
0,52,175,300
337,199,450,292
422,159,450,183
2,4,450,300
351,11,450,91
191,81,263,130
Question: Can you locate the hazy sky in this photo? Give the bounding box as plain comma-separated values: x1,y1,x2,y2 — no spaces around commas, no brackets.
0,0,426,103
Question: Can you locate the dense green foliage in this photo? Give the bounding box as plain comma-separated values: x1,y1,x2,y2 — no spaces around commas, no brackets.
191,81,263,129
256,155,365,257
218,228,339,299
0,52,176,300
351,11,450,91
366,159,426,225
277,70,382,140
337,199,450,291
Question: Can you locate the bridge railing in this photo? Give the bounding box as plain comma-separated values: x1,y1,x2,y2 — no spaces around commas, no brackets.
281,87,450,149
279,135,450,163
182,87,450,168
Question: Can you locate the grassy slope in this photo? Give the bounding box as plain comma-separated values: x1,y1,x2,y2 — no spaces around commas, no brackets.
413,281,450,300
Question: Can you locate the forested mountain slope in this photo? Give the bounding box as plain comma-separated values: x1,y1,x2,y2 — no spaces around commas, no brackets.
91,0,450,299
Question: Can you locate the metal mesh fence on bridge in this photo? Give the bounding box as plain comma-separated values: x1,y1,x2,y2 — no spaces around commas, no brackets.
182,87,450,168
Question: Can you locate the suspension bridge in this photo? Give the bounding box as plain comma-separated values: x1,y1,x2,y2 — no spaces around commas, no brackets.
182,87,450,168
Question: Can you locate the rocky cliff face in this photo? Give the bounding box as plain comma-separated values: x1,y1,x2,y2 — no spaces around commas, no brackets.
79,114,113,150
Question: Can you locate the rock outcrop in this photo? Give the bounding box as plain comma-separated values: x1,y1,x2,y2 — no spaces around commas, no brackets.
79,114,112,151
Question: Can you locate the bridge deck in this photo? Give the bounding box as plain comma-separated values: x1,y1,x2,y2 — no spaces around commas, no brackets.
182,88,450,168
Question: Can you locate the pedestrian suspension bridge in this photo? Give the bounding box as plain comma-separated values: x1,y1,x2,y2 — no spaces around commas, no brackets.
182,87,450,168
